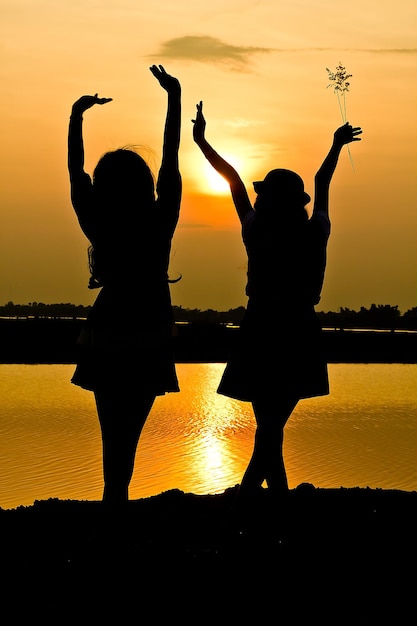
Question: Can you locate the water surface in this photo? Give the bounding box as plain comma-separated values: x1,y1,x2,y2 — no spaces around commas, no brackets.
0,363,416,509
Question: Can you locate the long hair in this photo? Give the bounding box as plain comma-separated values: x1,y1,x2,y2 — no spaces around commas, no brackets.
88,148,155,289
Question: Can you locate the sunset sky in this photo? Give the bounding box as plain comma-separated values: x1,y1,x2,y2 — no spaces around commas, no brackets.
1,0,416,314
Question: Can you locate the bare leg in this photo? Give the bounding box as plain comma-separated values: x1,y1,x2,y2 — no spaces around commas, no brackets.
239,395,298,498
94,386,155,505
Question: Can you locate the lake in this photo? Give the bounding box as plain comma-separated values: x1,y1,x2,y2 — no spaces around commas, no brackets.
0,362,416,509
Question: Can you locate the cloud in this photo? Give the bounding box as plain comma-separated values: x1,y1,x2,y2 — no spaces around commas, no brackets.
366,48,417,54
225,118,266,129
177,222,211,229
267,47,417,54
149,36,272,69
149,37,417,69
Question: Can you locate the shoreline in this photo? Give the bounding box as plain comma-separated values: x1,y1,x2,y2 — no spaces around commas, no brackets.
1,317,416,364
2,485,416,618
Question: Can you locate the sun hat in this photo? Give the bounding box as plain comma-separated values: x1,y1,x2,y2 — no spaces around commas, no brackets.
253,169,311,204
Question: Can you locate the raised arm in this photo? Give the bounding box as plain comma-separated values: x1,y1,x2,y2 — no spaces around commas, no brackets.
192,101,252,224
68,94,112,238
149,65,182,209
68,94,112,182
313,122,362,217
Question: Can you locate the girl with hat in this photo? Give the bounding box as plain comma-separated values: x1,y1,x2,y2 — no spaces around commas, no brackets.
192,101,361,513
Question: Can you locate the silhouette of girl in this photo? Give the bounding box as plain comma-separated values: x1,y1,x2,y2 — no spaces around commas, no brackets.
68,65,181,504
193,101,361,509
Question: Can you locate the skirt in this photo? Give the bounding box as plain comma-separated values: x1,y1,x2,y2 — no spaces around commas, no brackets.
217,305,329,402
71,324,179,395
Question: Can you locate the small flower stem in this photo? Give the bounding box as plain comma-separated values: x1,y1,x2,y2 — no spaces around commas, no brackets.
337,91,355,172
336,91,345,123
347,145,355,172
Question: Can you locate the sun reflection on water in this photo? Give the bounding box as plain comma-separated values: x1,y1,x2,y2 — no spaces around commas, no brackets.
144,363,254,496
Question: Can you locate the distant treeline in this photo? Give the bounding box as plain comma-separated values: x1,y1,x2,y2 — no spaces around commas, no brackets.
1,301,417,330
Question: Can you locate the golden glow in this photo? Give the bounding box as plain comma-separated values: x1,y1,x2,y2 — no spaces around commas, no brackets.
195,431,228,488
0,1,416,313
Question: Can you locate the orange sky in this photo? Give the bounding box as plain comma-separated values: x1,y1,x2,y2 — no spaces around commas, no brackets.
1,0,416,313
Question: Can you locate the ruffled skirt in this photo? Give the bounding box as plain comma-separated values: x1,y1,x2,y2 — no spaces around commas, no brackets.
71,324,179,395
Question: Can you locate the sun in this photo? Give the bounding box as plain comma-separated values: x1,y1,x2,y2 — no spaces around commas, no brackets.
200,154,243,195
203,163,230,194
188,150,255,197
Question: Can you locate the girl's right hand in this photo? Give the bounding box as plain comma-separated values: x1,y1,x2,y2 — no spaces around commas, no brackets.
149,65,181,94
71,94,113,115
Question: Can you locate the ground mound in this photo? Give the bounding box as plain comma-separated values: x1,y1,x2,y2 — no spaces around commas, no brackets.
2,484,416,621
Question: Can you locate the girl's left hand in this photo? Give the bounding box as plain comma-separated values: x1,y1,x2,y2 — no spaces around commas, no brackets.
192,101,206,144
334,122,362,146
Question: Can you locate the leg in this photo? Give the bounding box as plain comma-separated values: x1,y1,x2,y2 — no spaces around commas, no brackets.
239,395,298,497
94,386,156,504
